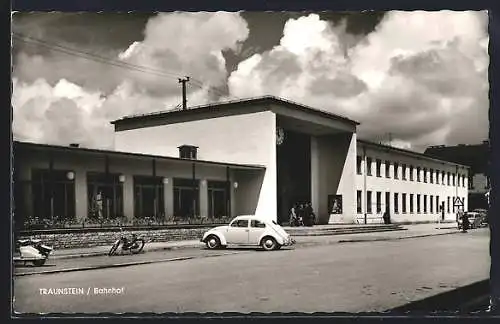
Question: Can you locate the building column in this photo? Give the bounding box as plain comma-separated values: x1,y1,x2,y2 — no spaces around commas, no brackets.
164,177,174,219
200,179,208,218
123,175,134,220
310,136,320,222
19,166,33,220
226,167,232,219
74,170,87,222
230,170,236,218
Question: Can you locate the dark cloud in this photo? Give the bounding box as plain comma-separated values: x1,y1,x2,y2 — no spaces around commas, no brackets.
389,40,482,97
309,73,367,97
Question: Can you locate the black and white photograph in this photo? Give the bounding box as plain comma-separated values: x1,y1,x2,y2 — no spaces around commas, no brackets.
10,9,497,315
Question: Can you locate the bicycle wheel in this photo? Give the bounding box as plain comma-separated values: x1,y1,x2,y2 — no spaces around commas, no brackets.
130,239,145,254
108,240,121,256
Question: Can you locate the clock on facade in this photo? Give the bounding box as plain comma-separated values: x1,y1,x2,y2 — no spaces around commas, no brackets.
276,127,285,145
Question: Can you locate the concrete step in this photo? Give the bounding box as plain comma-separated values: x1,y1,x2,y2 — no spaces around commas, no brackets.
286,224,402,231
286,225,405,236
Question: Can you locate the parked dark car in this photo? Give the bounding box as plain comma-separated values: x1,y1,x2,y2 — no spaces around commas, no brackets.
458,210,488,230
473,209,489,227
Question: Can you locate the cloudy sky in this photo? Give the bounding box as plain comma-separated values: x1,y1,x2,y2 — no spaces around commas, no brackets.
11,11,489,152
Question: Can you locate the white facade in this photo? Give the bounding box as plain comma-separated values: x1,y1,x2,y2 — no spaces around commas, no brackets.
355,142,469,224
312,133,357,224
115,111,278,222
112,97,469,225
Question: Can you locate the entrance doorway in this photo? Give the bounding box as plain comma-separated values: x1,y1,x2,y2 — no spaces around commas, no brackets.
276,129,311,224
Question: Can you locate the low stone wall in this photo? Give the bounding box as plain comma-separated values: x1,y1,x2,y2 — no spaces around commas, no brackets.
17,228,209,250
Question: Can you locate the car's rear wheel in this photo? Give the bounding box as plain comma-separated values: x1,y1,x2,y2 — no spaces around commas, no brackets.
261,236,278,251
32,259,46,267
206,235,221,249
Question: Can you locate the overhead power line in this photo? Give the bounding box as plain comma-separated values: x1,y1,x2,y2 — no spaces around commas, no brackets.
12,32,237,100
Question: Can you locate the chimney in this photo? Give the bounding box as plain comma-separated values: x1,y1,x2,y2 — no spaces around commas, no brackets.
178,145,198,160
69,143,80,148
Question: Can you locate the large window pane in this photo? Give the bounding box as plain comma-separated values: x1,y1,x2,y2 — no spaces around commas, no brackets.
208,180,228,218
87,172,124,220
134,176,164,220
173,178,200,218
30,169,76,224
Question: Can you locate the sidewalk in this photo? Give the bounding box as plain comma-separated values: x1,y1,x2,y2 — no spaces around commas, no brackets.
49,223,463,260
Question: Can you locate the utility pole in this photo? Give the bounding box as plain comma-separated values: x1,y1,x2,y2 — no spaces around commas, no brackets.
388,133,393,147
178,76,190,110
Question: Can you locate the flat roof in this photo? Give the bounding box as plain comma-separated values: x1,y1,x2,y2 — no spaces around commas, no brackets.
110,95,360,127
14,141,266,170
358,139,470,169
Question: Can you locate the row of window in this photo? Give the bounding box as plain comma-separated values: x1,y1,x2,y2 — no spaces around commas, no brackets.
16,170,230,222
356,190,464,215
356,156,466,187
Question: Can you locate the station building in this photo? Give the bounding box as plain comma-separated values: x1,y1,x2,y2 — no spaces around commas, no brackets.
424,142,490,210
13,96,469,227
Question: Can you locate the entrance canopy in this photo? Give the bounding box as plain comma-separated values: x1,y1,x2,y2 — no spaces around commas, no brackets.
270,99,359,136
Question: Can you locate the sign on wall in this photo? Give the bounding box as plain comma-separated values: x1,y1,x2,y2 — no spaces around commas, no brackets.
328,195,343,214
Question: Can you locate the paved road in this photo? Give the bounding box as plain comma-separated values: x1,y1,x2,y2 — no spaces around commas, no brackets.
13,229,489,314
13,226,455,276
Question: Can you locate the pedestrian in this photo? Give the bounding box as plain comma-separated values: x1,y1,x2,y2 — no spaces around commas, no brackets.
289,205,297,227
456,209,463,230
305,202,314,226
461,212,470,233
308,202,317,225
297,203,305,226
383,206,391,224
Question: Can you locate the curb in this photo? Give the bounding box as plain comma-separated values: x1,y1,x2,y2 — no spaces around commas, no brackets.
15,251,241,276
291,228,407,237
336,231,460,243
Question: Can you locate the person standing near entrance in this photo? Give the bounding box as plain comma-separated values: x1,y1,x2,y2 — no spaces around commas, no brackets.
383,206,391,224
305,202,315,226
289,205,297,226
297,203,305,226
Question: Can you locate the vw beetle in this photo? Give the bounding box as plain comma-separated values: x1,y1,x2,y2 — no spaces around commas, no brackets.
201,215,295,251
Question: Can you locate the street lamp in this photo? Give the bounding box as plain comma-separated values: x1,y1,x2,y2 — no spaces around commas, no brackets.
66,171,75,181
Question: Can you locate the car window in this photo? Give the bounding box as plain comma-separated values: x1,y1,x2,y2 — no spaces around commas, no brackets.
251,220,266,228
231,219,248,227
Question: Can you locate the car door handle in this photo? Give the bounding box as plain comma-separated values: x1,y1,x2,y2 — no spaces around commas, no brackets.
245,229,249,232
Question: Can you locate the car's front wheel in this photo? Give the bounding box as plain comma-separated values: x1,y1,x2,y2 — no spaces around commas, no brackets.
205,235,221,249
261,236,278,251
